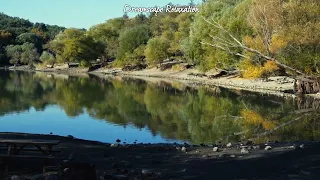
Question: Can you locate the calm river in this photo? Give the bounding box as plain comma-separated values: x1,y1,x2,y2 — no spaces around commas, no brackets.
0,70,319,144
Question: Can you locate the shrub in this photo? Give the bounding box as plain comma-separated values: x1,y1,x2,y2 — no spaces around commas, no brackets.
239,59,264,79
263,60,279,73
40,51,56,66
80,60,91,67
172,64,186,71
240,59,280,79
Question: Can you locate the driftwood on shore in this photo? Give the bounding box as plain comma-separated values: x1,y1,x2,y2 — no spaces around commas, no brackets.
208,70,240,79
157,61,180,71
122,64,147,71
294,77,320,94
187,69,239,79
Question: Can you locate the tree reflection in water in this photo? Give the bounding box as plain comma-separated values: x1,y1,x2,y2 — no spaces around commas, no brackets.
0,70,319,144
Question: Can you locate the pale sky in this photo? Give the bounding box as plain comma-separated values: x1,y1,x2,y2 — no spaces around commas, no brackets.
0,0,201,29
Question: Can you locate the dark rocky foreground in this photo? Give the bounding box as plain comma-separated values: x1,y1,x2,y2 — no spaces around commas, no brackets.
0,133,320,180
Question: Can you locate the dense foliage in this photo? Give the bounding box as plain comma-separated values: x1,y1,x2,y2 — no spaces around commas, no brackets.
187,0,320,76
0,13,65,66
0,0,319,76
145,37,169,66
48,28,104,66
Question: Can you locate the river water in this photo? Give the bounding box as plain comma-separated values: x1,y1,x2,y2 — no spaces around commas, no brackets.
0,70,319,144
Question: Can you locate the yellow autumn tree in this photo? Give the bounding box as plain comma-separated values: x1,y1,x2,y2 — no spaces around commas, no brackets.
240,59,279,79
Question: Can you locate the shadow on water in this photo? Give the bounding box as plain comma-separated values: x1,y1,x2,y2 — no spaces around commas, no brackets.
0,70,320,144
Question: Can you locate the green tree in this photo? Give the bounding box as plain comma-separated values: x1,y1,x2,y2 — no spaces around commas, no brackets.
5,43,39,65
276,0,320,74
87,18,126,60
40,51,56,67
45,25,66,40
49,28,105,64
5,45,22,65
20,42,39,65
188,0,252,71
16,32,43,52
181,37,200,64
145,37,169,65
135,14,148,25
116,25,151,65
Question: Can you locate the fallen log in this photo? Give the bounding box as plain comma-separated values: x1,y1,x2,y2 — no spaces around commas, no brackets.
208,70,240,79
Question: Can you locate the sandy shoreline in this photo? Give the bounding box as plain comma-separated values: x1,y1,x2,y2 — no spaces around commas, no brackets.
91,67,316,99
2,65,320,99
0,132,320,180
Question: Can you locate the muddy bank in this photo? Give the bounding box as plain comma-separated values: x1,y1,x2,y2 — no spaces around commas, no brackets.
0,132,320,180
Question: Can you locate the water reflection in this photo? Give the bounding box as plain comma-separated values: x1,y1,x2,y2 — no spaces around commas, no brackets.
0,70,319,144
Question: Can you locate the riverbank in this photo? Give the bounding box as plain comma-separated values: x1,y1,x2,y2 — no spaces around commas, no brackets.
1,132,320,180
90,67,308,99
3,65,320,99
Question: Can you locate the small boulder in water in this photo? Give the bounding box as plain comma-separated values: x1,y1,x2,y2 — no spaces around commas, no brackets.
265,146,272,150
63,168,69,172
142,169,152,175
213,147,219,152
181,147,187,152
241,148,249,154
226,142,232,148
110,143,119,148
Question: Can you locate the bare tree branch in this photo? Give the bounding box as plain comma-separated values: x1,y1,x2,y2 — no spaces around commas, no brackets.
202,17,243,46
200,42,248,58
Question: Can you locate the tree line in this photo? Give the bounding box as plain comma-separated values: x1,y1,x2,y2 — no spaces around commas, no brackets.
0,13,65,66
0,0,319,78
